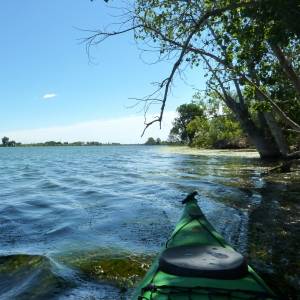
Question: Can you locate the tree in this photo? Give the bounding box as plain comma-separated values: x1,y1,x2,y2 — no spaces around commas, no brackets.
170,103,205,144
45,141,62,146
207,0,300,157
186,116,210,148
7,140,16,147
171,99,245,148
89,0,300,159
208,116,244,149
145,137,156,145
2,137,9,147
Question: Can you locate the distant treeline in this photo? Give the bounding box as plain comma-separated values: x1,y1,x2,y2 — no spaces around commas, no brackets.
144,137,180,146
1,137,18,147
1,137,178,147
21,141,122,147
2,136,178,147
0,137,123,147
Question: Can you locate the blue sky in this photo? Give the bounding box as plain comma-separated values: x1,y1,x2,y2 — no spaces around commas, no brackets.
0,1,205,143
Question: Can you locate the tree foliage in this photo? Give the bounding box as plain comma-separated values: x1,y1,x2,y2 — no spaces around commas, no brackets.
170,103,205,144
1,137,16,147
144,137,156,145
1,136,9,146
171,100,244,148
91,0,300,159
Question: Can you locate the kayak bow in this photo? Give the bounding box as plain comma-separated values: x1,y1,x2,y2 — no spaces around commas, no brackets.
132,192,276,300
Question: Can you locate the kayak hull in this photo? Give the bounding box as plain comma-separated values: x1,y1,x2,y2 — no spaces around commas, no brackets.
132,195,276,300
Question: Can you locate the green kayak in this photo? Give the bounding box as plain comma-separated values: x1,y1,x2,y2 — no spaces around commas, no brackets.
132,192,277,300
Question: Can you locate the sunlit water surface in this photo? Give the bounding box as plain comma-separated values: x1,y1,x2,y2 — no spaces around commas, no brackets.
0,146,297,299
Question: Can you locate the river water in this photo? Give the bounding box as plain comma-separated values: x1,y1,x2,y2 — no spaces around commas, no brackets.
0,146,299,299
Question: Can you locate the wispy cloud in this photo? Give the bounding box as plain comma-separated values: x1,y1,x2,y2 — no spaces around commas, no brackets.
42,93,57,100
0,112,176,144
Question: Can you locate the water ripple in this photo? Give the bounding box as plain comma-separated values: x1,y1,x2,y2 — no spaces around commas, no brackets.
0,146,282,299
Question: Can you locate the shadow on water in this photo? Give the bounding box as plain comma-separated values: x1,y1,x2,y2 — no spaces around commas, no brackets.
164,147,300,299
247,180,300,299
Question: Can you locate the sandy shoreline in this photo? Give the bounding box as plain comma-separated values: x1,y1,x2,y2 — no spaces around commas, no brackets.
161,146,260,158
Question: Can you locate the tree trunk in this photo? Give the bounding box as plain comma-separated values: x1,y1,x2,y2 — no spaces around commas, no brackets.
254,85,289,157
263,112,289,157
239,117,282,159
201,45,284,159
247,65,290,157
227,101,283,159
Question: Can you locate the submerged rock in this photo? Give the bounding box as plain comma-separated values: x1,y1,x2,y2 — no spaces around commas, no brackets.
56,249,153,289
0,254,69,299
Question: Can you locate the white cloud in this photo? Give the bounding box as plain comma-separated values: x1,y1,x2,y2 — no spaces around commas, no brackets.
0,112,176,144
42,93,57,99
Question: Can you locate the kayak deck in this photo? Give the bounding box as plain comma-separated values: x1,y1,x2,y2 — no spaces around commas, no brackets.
132,193,276,300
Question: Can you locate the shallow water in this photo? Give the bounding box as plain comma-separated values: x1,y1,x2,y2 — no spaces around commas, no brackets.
0,146,299,299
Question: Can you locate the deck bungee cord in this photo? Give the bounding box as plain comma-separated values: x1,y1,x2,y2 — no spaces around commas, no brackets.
140,285,275,300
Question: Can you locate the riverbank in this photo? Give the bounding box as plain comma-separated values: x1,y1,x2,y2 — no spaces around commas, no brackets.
162,146,260,158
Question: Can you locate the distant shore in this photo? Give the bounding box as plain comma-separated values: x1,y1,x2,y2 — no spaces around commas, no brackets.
0,143,256,150
0,142,173,147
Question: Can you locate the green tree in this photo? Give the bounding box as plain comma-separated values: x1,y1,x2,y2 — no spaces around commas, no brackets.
180,99,245,148
170,103,205,144
7,140,16,147
186,116,210,148
207,0,300,156
145,137,156,145
208,116,244,148
1,136,9,147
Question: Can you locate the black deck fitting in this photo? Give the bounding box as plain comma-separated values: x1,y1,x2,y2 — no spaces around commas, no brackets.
141,284,157,293
181,191,198,204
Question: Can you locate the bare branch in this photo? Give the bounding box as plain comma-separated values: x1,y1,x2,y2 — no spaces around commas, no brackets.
81,24,141,46
83,0,265,134
140,2,237,135
201,54,232,105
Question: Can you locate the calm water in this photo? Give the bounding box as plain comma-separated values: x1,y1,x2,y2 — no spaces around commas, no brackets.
0,146,298,299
